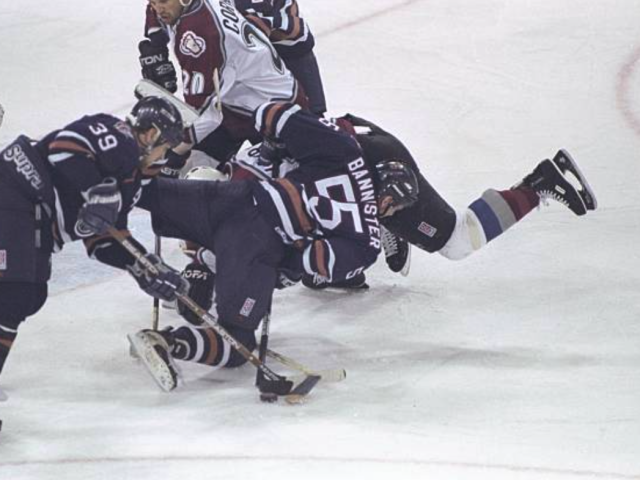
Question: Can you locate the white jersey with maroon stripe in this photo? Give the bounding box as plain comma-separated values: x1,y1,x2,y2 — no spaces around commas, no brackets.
146,0,299,144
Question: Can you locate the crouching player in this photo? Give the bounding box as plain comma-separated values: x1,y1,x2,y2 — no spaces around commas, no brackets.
0,97,190,395
128,103,381,391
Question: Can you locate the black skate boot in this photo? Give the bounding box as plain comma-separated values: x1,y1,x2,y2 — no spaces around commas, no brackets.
127,328,179,392
381,227,411,275
302,272,369,290
521,149,597,216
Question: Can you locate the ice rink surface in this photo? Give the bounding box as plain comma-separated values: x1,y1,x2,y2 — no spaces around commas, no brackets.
1,1,639,479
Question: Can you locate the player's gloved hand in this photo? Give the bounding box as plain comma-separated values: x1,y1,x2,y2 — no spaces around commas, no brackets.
128,254,189,302
139,39,177,93
76,178,122,237
259,137,288,166
159,149,190,179
276,267,301,289
177,261,215,325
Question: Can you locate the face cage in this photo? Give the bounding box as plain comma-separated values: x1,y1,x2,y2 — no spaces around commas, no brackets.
380,182,418,215
140,122,181,157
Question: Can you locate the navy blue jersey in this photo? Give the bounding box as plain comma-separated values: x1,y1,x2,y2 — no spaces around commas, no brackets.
250,103,381,283
235,0,315,58
37,114,144,253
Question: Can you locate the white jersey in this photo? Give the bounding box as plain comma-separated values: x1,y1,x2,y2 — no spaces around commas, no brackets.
146,0,300,143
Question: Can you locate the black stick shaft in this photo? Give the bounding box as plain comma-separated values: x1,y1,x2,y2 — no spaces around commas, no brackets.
152,235,161,330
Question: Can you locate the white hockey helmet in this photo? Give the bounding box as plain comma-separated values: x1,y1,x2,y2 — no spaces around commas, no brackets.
183,165,228,182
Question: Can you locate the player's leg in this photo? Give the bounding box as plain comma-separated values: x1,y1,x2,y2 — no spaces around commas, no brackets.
0,181,51,382
439,149,597,260
0,283,48,377
130,206,283,390
284,51,327,116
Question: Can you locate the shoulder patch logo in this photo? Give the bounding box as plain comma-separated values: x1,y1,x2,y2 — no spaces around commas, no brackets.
179,31,206,58
418,221,437,238
0,250,7,270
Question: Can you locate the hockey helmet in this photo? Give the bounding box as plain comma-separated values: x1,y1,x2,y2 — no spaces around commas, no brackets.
128,96,184,152
375,160,419,216
184,165,228,181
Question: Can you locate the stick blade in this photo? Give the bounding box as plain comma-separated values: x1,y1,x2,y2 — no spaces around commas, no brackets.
284,375,321,404
134,79,199,126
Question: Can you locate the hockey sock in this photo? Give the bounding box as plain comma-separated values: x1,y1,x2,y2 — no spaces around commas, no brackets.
468,186,540,244
0,324,17,375
170,325,228,368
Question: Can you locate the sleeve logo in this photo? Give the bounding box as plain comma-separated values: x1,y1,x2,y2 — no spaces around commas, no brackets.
179,31,207,58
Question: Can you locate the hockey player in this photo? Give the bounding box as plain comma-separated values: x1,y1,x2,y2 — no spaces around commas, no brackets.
221,112,598,287
340,114,597,268
128,102,381,391
139,0,310,172
234,0,327,115
0,97,190,386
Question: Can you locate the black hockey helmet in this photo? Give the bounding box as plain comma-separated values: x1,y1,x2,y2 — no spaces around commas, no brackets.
127,96,184,151
375,160,419,216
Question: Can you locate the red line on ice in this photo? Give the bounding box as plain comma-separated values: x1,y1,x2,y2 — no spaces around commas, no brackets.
316,0,424,38
616,45,640,138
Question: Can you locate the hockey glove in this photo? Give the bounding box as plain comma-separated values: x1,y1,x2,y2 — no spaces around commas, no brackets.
159,149,190,179
76,178,122,237
276,267,301,289
128,254,190,302
259,137,289,166
177,261,215,325
139,39,177,93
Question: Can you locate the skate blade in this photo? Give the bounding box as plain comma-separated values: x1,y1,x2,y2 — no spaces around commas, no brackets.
400,244,411,277
127,333,178,392
554,149,598,211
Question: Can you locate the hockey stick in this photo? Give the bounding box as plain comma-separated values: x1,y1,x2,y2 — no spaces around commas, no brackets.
266,349,346,383
135,79,199,126
0,103,4,129
151,235,161,330
213,68,222,112
108,227,320,399
255,311,277,402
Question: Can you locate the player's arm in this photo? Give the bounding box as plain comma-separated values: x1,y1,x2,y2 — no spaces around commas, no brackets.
46,128,124,240
138,5,177,93
302,236,378,285
46,125,140,268
235,0,275,36
183,26,228,145
269,0,310,44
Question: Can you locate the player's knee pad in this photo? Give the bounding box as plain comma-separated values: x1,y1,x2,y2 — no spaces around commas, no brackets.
438,209,487,261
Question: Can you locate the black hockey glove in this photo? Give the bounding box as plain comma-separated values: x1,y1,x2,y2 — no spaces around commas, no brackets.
259,137,289,166
177,261,215,325
276,267,301,290
127,254,189,302
139,39,177,93
76,178,122,237
159,149,190,179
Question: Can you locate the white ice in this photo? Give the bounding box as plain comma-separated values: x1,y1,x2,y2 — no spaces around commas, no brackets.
1,1,639,479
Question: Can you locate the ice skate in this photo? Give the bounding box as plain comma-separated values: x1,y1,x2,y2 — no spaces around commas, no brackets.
127,329,179,392
522,149,597,216
381,226,411,275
